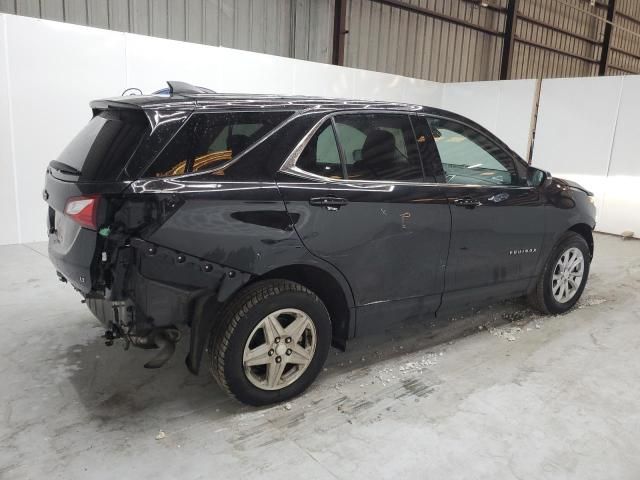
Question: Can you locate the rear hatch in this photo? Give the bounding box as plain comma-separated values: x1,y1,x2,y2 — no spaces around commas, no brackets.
45,105,169,293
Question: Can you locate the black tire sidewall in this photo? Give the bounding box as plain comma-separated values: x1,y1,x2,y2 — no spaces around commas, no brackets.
542,234,591,314
221,288,331,406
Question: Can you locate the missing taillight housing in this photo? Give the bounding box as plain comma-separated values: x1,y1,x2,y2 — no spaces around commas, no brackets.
64,195,100,230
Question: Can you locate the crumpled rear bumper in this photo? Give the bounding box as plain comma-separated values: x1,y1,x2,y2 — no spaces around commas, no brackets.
88,237,251,331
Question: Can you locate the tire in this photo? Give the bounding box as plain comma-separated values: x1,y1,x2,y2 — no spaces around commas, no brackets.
529,231,591,315
208,279,331,406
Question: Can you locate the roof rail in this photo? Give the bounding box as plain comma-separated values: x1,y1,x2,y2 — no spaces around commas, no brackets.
166,81,215,95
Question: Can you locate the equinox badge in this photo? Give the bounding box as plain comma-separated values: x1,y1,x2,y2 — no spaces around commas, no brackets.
509,248,537,255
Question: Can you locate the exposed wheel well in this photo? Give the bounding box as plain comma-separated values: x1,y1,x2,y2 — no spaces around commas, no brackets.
569,223,594,257
257,265,352,348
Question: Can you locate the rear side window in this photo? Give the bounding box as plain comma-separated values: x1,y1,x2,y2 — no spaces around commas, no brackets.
333,114,423,181
296,121,343,178
57,109,149,181
146,111,292,177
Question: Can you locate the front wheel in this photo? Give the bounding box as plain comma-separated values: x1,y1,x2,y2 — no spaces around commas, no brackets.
208,279,331,406
529,231,591,314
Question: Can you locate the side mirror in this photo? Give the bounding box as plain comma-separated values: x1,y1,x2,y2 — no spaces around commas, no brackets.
527,166,549,187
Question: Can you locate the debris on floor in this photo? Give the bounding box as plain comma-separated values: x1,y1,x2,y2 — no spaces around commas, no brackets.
578,295,607,308
489,325,522,341
155,430,166,440
487,308,544,341
399,353,440,374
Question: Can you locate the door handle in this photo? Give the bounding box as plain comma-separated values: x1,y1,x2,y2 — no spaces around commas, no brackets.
309,196,349,210
453,197,482,209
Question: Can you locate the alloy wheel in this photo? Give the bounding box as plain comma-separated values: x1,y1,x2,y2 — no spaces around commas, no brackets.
551,247,585,303
242,308,317,391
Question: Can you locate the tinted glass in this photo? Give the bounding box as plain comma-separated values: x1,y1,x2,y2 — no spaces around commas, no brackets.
56,109,149,181
333,114,423,181
428,118,521,186
296,121,343,178
146,111,292,177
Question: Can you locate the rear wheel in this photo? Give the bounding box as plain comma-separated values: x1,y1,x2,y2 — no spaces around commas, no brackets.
529,231,591,314
208,279,331,406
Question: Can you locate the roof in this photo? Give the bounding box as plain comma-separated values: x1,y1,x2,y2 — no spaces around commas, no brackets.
90,81,443,114
88,82,515,157
91,92,443,113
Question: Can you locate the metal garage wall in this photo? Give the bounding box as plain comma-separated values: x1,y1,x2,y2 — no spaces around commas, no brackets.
609,0,640,75
344,0,505,82
0,0,335,63
511,0,606,80
2,0,640,82
342,0,640,82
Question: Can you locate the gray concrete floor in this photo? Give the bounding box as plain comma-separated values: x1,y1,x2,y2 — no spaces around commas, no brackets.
1,234,639,479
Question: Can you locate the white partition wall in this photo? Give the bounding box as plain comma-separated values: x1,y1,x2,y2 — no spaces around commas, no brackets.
532,76,624,218
440,79,538,159
0,17,19,246
532,75,639,237
5,15,128,244
0,13,442,245
597,75,640,237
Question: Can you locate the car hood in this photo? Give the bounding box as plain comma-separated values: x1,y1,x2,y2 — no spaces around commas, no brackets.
554,176,593,196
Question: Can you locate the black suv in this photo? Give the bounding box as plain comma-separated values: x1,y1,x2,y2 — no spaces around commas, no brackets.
45,82,596,405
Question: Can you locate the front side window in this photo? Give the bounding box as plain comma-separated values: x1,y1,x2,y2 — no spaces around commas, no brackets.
427,117,522,186
296,121,343,178
146,111,292,177
333,113,423,181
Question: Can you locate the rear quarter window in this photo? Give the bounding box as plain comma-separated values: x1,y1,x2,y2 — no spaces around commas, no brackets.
57,109,150,181
146,111,293,178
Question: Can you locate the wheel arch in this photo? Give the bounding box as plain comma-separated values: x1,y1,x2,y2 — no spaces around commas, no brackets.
569,223,594,257
257,263,355,349
186,261,355,375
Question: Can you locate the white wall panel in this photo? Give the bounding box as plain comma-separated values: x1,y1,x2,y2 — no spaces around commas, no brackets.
597,76,640,237
353,68,442,106
494,79,538,160
292,61,356,98
441,81,500,131
124,33,222,94
532,76,624,224
5,15,127,243
440,79,537,159
532,76,623,177
0,16,19,245
125,34,298,96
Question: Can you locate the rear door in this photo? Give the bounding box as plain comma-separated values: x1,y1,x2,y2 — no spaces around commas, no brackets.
277,112,451,335
423,114,545,308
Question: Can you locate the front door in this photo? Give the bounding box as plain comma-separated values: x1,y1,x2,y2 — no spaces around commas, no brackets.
277,112,450,335
423,115,545,309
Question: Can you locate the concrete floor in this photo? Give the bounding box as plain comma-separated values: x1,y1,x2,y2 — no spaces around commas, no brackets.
1,233,639,479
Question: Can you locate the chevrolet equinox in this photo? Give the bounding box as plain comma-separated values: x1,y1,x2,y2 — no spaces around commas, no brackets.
44,82,596,405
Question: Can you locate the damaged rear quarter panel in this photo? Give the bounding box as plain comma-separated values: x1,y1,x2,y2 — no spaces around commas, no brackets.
124,177,356,373
129,178,310,274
